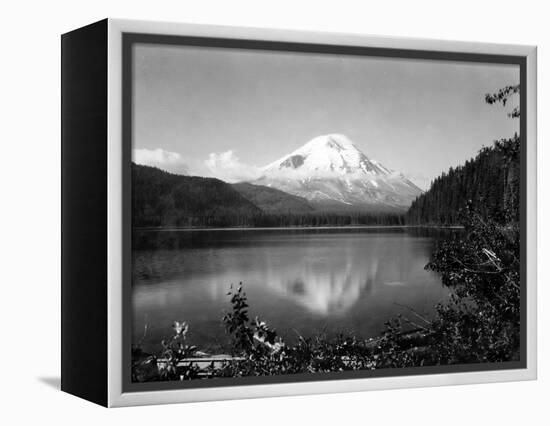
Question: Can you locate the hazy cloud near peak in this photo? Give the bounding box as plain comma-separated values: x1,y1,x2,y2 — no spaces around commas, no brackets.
402,172,432,191
204,150,262,183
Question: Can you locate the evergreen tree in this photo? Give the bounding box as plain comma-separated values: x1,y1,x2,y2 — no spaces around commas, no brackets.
406,84,520,225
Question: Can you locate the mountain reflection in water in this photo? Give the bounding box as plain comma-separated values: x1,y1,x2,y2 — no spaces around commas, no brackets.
132,228,452,352
263,253,377,315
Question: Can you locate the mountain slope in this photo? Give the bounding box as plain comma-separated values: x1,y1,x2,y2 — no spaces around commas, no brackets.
254,134,422,211
231,182,314,214
132,163,261,227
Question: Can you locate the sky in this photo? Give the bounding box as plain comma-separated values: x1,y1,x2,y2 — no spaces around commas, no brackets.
132,43,519,190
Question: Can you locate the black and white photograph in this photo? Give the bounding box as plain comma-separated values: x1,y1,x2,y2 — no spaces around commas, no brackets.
3,0,547,420
129,40,524,385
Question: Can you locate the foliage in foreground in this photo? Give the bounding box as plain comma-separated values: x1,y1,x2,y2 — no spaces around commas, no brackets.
382,205,520,367
132,206,520,382
131,85,521,381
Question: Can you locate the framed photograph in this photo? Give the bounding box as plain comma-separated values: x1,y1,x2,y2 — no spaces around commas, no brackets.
61,19,537,407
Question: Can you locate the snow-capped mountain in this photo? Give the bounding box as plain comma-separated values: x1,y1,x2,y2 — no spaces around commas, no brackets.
253,134,422,210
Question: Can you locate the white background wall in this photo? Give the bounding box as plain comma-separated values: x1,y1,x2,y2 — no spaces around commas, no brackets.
0,0,547,424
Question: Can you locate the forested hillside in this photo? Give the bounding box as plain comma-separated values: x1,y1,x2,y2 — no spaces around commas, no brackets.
406,134,520,225
132,163,262,227
231,182,313,214
132,163,406,228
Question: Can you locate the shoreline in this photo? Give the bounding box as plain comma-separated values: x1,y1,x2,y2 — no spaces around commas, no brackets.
134,225,465,232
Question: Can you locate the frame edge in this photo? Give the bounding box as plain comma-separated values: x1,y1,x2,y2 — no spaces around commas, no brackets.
106,18,538,407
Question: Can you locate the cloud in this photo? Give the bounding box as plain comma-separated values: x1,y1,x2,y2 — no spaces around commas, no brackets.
204,150,261,183
403,172,432,191
132,148,261,182
132,148,189,175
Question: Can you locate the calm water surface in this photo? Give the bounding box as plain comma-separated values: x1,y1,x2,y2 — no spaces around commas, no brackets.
132,228,453,353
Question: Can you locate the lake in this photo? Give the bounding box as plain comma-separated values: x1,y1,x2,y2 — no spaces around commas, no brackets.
132,227,454,353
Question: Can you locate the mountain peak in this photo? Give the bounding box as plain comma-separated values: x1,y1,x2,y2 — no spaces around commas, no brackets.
302,133,358,151
262,133,391,178
255,134,422,210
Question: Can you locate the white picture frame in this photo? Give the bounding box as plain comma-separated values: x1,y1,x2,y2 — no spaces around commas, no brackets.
61,18,537,407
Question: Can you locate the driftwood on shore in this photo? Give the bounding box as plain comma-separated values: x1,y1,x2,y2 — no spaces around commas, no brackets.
156,355,245,369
